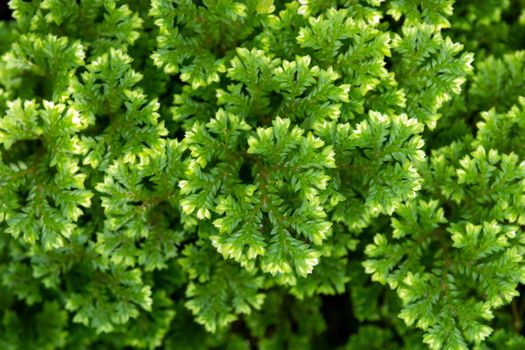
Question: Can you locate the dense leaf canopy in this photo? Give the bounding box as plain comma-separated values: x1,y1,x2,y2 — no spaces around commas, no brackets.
1,1,525,349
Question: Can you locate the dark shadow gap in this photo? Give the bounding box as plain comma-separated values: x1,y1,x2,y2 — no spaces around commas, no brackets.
0,2,13,21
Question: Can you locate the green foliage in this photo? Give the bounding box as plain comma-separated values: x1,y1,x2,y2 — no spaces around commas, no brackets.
1,0,525,349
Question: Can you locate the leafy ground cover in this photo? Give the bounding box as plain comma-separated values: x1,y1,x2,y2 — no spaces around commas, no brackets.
1,1,525,349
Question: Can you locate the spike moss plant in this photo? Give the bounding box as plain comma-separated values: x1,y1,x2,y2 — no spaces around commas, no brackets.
1,0,525,349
